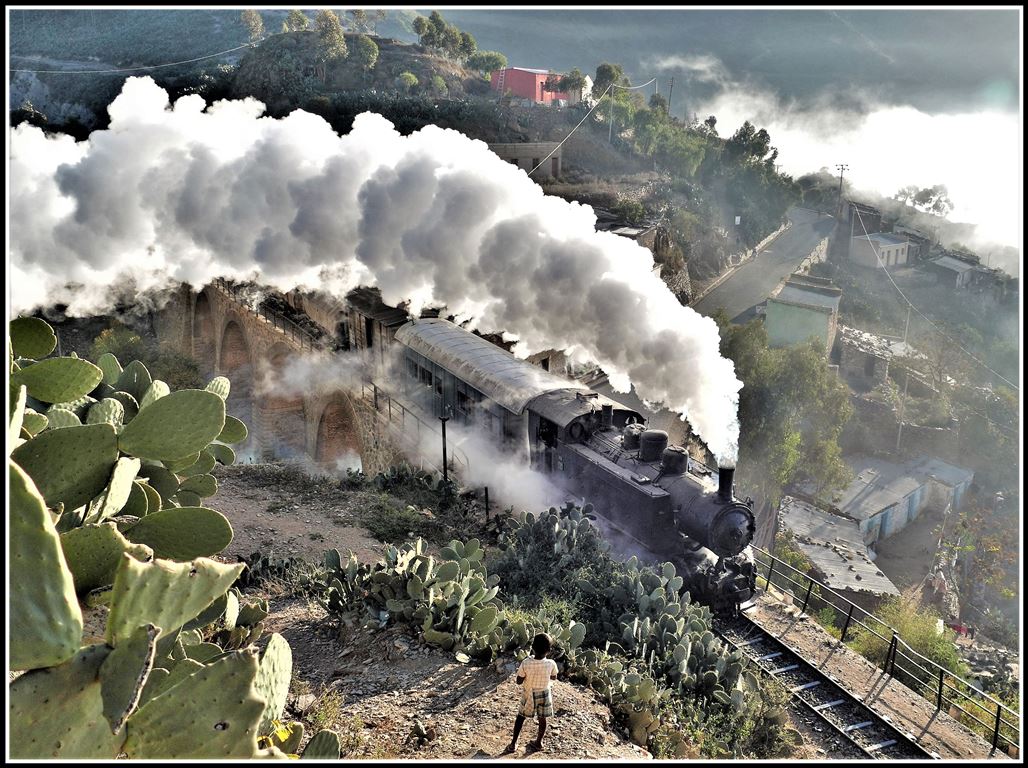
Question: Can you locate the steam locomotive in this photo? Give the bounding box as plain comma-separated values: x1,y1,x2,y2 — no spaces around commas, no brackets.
362,311,756,614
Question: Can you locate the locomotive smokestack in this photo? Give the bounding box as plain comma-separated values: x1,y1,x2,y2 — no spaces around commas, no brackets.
718,465,735,502
600,403,613,428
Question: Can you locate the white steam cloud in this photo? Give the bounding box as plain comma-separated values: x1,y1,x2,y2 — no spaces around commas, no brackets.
10,77,742,464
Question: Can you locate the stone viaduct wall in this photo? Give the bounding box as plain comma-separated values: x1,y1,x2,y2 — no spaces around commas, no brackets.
154,283,395,474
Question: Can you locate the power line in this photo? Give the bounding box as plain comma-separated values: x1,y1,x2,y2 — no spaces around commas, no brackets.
528,76,659,176
850,206,1018,391
10,41,257,75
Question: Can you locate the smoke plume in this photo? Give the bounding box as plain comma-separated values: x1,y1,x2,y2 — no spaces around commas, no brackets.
10,77,742,464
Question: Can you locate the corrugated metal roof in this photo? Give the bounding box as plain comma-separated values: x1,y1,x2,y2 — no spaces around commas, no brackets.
822,456,925,521
910,456,974,488
346,287,411,326
780,496,899,596
776,284,841,311
394,318,584,415
528,389,643,428
930,255,976,273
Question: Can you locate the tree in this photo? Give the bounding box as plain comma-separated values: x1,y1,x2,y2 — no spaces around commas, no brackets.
458,30,477,61
648,92,668,114
240,9,264,42
430,74,448,96
543,73,562,93
347,9,370,33
313,9,348,81
556,68,587,98
397,71,418,93
466,50,507,76
353,33,379,72
412,14,430,43
593,62,625,98
285,9,310,32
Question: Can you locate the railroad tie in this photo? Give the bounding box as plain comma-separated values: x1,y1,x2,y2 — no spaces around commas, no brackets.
770,664,799,675
756,651,783,661
812,699,846,711
843,721,874,732
737,637,765,647
790,681,821,693
867,739,897,752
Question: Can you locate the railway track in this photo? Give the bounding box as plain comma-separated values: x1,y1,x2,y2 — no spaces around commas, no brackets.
715,612,938,760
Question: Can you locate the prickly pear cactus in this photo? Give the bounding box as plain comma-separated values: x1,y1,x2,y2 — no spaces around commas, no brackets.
12,423,119,510
9,316,58,359
301,730,341,759
121,507,233,561
60,522,152,595
10,460,83,670
118,389,226,461
253,633,293,735
123,650,266,758
11,356,103,404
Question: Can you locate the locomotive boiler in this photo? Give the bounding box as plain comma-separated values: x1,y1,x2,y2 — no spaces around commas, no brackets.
382,316,757,614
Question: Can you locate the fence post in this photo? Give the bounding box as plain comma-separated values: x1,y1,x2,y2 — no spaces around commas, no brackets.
484,486,490,521
992,703,1002,749
840,604,855,642
887,632,897,675
801,580,814,614
936,668,945,710
373,384,379,411
765,558,775,588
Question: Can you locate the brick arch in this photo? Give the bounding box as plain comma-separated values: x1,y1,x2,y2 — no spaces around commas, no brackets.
314,396,363,471
192,290,216,377
219,318,256,456
257,343,307,460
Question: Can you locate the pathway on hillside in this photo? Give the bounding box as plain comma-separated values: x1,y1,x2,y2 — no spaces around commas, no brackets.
692,207,836,323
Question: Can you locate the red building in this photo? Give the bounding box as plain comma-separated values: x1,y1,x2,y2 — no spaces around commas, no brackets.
490,67,569,104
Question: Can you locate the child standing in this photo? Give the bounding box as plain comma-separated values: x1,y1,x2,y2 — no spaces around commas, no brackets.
505,633,558,754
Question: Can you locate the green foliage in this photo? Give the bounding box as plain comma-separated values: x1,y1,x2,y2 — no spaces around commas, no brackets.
240,9,264,42
412,10,476,61
285,9,310,31
396,71,418,93
429,74,448,96
466,50,507,76
10,316,58,359
353,33,379,71
612,197,645,224
593,62,627,97
90,324,203,391
7,313,295,759
313,9,348,77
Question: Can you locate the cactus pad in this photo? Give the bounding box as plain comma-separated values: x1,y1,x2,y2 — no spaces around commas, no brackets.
254,633,293,735
116,360,152,402
179,473,218,497
9,644,124,758
12,357,104,405
87,398,126,427
110,390,140,421
106,555,244,646
10,460,84,670
139,481,163,515
118,389,226,461
300,730,341,759
12,423,119,511
89,457,142,523
137,465,181,503
97,352,124,385
22,407,48,436
164,451,200,473
10,316,58,359
100,623,159,734
139,659,203,705
123,649,264,758
10,382,27,442
139,380,171,411
217,414,248,444
205,376,231,400
60,522,141,595
44,406,82,429
180,449,217,477
122,507,233,561
123,480,150,517
209,442,236,465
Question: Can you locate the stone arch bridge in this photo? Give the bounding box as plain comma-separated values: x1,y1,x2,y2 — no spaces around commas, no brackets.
154,282,393,473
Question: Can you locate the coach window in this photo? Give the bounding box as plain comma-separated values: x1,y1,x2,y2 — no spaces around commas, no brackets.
456,390,470,420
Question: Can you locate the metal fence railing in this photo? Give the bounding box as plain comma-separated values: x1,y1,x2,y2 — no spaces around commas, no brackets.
213,278,324,352
752,546,1019,754
358,381,470,478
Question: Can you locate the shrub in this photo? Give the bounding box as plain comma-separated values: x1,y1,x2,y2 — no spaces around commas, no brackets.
89,323,203,390
396,71,418,93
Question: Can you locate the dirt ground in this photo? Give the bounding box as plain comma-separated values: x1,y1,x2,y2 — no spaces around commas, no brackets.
746,593,1011,760
873,504,951,595
214,462,1009,760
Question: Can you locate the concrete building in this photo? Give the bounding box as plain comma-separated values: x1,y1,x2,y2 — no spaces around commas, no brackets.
835,325,917,391
488,142,562,178
779,495,900,600
490,67,570,104
809,455,974,547
893,225,933,263
764,273,842,353
850,232,910,269
923,254,977,289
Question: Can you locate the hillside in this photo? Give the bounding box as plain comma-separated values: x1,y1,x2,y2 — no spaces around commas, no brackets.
231,32,490,114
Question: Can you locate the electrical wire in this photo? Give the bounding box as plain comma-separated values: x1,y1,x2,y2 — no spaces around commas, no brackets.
851,206,1018,391
10,41,256,74
527,76,659,177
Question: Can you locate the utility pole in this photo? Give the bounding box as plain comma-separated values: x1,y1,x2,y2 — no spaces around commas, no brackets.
608,85,615,143
896,304,912,453
667,77,674,114
902,305,911,346
835,163,849,217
